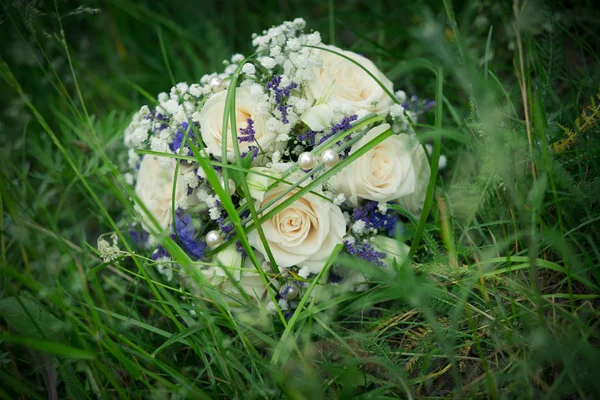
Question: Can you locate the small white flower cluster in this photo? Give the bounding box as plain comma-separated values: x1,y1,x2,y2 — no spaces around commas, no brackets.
119,18,437,315
252,18,323,86
97,233,121,263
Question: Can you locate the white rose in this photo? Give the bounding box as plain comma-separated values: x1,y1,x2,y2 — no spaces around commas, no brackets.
134,156,197,232
306,45,394,115
216,254,275,302
398,142,431,215
300,103,335,131
329,266,369,292
246,167,281,202
337,124,423,206
199,86,275,161
248,163,346,273
372,236,410,267
214,244,243,271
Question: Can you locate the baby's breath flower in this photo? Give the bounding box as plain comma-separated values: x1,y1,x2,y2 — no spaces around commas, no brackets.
306,32,321,45
294,98,309,113
293,18,306,29
154,256,173,281
395,90,407,103
390,104,405,119
272,151,282,164
278,298,290,311
352,220,367,235
205,195,218,208
189,84,202,97
224,64,238,75
298,266,311,279
124,173,134,185
266,301,278,313
209,207,221,220
250,83,264,98
286,37,301,51
184,171,199,189
333,193,346,205
260,57,277,70
158,92,168,102
276,133,290,142
270,45,282,57
242,63,256,76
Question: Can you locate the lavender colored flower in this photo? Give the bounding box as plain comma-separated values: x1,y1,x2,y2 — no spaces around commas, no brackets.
316,115,358,147
298,130,317,146
266,75,298,105
235,240,247,257
238,118,256,143
151,245,170,260
350,200,402,236
130,229,148,245
344,239,386,267
402,95,436,114
174,210,206,260
328,271,343,283
278,105,293,124
241,146,259,159
169,122,198,157
217,216,234,235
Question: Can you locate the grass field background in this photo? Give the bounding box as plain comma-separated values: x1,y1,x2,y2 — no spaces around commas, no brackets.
1,0,600,398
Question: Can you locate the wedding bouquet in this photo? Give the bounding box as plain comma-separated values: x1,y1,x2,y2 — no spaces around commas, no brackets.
121,18,432,314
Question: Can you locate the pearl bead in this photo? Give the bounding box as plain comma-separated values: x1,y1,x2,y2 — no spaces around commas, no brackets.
298,152,316,170
208,77,224,92
205,230,223,249
220,177,236,194
320,149,339,167
280,283,299,300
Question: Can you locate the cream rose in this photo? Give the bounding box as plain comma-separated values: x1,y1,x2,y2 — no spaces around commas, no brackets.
372,236,410,267
212,252,275,302
337,124,427,207
134,156,197,232
248,163,346,273
306,45,394,115
199,86,275,161
398,142,431,215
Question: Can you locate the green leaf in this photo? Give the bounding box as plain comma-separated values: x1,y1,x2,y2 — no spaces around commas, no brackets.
0,335,94,360
0,296,66,340
271,243,343,365
527,174,548,209
151,324,204,357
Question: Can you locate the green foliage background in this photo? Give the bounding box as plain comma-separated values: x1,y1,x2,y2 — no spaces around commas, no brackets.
1,0,599,398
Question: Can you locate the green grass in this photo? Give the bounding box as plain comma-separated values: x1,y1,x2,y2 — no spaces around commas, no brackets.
1,0,600,398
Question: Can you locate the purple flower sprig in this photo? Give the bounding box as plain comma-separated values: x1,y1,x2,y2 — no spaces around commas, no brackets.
174,211,206,260
402,95,436,114
150,111,170,135
235,240,247,257
240,146,259,160
297,130,317,146
169,121,198,158
152,210,207,261
238,118,256,143
318,114,358,149
266,75,298,125
266,75,298,105
351,200,403,237
344,239,386,267
130,229,148,245
151,245,170,261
